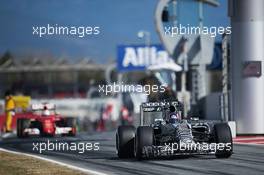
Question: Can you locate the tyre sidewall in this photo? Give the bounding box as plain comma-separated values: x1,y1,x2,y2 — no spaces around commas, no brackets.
214,123,233,158
116,125,135,158
135,126,153,160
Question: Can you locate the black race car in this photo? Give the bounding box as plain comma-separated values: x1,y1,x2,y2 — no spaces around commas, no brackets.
116,101,233,160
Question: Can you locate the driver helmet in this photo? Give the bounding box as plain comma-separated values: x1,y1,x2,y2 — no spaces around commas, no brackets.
43,106,50,116
168,105,180,124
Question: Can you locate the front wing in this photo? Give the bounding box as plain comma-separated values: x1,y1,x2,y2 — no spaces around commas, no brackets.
23,127,74,135
142,143,226,158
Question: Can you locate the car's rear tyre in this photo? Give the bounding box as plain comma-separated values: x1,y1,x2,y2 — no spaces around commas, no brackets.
17,119,31,138
116,125,135,158
65,117,77,136
214,123,233,158
135,126,153,160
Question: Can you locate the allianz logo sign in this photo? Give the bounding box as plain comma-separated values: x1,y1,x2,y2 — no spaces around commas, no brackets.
122,46,173,67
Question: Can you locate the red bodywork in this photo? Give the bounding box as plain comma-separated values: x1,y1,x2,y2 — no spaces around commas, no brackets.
0,112,68,135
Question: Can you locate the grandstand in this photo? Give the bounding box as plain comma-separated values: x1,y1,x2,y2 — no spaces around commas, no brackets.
0,53,108,98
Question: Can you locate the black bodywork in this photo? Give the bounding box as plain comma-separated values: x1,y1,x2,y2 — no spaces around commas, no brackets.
116,100,233,159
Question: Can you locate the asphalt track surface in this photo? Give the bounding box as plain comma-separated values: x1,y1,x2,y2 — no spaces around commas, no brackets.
0,132,264,175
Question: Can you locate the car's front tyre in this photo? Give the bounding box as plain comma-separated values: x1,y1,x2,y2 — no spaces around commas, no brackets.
134,126,153,160
214,123,233,158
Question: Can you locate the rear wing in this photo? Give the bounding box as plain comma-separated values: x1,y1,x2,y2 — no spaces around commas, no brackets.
140,101,182,125
141,101,180,110
31,103,56,111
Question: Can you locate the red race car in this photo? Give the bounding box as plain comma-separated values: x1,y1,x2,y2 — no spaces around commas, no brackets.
16,103,77,138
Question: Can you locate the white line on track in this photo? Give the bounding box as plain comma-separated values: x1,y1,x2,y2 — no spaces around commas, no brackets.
0,148,108,175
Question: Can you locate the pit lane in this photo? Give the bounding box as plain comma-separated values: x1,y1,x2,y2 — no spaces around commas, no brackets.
0,132,263,175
